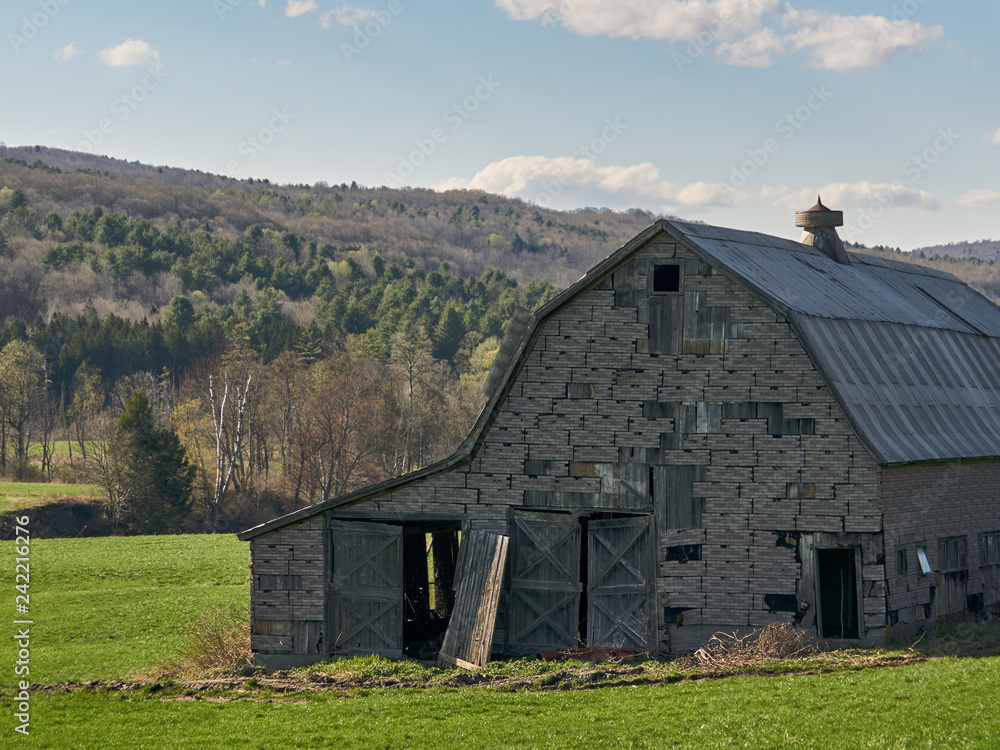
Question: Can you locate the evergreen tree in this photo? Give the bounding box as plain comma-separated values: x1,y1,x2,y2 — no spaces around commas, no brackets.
433,303,466,362
101,389,195,534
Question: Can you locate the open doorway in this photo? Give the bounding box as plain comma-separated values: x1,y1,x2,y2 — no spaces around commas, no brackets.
401,522,461,659
815,548,859,638
328,518,462,661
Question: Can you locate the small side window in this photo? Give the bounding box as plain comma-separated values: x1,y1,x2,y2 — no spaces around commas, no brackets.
938,536,967,572
895,547,908,577
652,264,681,293
981,532,1000,565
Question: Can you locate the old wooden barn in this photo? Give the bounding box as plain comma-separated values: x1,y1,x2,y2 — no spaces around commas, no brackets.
239,201,1000,669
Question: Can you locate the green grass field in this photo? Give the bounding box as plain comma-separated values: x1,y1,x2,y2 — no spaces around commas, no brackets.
0,480,100,512
2,535,1000,748
0,534,249,681
45,440,96,458
20,657,1000,748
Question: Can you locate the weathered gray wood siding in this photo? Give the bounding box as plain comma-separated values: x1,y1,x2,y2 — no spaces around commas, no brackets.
881,461,1000,631
250,234,888,660
250,515,325,659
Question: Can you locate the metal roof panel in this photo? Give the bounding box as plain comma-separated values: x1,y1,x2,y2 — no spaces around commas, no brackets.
795,317,1000,463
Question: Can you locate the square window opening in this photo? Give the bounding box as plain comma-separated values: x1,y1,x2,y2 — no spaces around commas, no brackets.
652,264,681,293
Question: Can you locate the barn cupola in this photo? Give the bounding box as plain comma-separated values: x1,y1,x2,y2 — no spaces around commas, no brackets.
796,196,851,265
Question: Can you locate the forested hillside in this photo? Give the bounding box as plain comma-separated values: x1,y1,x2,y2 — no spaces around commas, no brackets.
0,148,660,536
911,239,1000,263
2,146,996,538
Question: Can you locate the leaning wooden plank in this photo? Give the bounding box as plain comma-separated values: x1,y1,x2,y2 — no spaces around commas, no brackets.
438,530,510,669
467,535,509,666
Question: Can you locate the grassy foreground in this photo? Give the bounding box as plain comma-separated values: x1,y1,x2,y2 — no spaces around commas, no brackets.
3,534,1000,748
1,534,249,681
22,657,1000,748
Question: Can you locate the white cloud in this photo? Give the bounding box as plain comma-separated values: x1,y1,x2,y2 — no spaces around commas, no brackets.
496,0,778,43
439,158,948,219
784,11,943,71
716,28,784,68
98,38,159,67
277,59,294,65
986,127,1000,146
954,189,1000,208
285,0,318,17
778,182,940,211
322,5,378,27
437,156,746,210
54,42,82,62
496,0,943,70
256,0,267,6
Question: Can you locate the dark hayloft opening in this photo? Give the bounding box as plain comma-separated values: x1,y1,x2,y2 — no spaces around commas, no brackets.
652,264,681,293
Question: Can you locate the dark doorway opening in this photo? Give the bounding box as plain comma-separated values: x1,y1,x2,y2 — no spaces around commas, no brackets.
578,516,591,644
401,521,461,659
816,548,859,638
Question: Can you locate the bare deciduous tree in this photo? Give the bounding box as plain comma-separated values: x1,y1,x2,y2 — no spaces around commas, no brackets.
209,371,252,517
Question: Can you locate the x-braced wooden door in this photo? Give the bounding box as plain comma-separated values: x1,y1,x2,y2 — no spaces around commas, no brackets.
587,516,655,650
508,511,582,654
328,520,403,658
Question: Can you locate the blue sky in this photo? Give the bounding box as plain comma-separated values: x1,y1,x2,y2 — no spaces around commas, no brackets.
2,0,997,250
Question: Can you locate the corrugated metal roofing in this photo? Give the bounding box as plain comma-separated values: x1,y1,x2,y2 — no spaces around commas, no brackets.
796,318,1000,463
671,222,1000,336
669,220,1000,464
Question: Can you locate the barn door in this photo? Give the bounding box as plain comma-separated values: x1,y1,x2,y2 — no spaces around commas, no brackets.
508,511,582,654
587,516,655,649
328,520,403,658
438,530,510,669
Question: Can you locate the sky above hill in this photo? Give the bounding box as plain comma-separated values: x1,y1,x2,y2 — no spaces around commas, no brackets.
2,0,997,250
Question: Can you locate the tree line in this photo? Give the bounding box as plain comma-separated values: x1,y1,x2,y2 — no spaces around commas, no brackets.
0,175,568,535
0,317,502,534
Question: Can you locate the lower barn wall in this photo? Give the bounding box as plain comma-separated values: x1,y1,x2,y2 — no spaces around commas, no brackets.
249,515,325,666
882,460,1000,633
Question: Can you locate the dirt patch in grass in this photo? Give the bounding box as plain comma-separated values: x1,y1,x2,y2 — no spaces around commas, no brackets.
30,653,928,701
29,621,1000,702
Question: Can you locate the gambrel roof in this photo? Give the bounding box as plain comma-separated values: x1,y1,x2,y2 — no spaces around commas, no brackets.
674,220,1000,465
240,219,1000,540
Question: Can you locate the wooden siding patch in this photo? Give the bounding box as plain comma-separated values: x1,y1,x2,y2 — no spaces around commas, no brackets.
438,531,510,669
